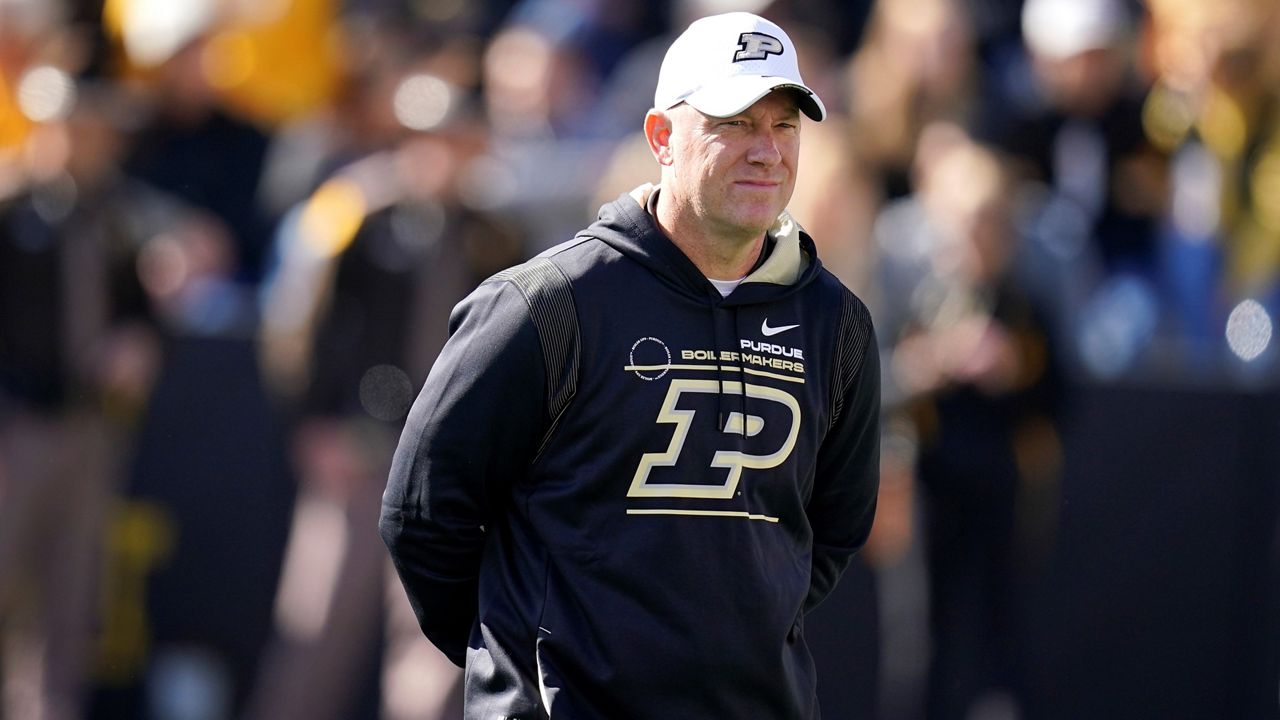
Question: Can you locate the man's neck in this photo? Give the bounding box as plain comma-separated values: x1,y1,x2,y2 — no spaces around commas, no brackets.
651,190,767,281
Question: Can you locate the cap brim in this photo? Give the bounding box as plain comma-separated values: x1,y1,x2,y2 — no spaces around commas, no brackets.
684,75,826,122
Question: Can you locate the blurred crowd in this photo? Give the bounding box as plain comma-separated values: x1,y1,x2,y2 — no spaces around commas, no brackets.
1,0,1278,718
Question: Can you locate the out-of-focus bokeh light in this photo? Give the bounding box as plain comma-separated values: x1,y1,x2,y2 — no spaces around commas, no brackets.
149,647,232,720
1078,275,1160,378
211,0,344,125
137,233,190,299
1141,85,1194,152
1170,144,1221,239
393,74,453,132
1199,92,1247,158
483,27,555,132
1021,0,1127,61
202,31,257,90
107,0,217,67
30,175,77,223
458,155,517,210
16,66,76,123
1252,149,1280,233
1226,299,1272,361
299,177,366,257
388,200,446,260
358,364,414,421
274,495,347,642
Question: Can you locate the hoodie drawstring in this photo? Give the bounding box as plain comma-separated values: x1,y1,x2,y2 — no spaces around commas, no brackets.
712,304,748,437
712,306,726,431
735,307,746,425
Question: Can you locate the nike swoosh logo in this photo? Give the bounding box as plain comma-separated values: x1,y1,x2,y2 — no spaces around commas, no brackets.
761,319,800,337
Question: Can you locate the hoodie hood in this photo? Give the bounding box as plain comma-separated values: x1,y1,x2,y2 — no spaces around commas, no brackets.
583,183,823,307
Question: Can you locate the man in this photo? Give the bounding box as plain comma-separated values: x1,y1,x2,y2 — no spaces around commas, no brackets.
381,12,880,718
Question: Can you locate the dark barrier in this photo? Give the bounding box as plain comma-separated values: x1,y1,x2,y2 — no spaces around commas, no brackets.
91,335,295,719
1023,384,1280,719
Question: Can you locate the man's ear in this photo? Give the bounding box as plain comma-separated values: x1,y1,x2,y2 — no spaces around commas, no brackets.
644,109,674,166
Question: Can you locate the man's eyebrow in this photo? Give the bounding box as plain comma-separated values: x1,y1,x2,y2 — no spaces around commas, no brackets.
702,112,742,125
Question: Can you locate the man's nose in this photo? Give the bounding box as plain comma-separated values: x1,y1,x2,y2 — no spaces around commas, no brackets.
745,128,782,166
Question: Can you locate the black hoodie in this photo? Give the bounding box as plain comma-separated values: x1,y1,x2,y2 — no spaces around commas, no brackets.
381,185,880,719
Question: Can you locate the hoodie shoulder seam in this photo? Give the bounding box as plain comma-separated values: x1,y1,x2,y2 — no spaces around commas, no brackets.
828,285,874,428
535,233,598,261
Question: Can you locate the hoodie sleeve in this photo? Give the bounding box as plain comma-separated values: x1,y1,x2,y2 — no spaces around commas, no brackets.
379,277,548,666
805,295,881,613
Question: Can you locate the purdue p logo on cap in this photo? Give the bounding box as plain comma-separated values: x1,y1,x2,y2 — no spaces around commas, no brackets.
733,32,784,62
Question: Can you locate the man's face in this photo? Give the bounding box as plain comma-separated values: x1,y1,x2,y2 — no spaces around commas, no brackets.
664,90,802,240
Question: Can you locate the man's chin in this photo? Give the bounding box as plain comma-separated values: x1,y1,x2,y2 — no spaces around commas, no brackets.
732,207,785,234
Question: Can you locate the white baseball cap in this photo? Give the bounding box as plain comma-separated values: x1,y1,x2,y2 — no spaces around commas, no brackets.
654,12,826,122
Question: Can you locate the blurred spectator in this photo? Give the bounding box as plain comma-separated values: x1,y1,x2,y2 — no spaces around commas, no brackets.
0,72,172,720
201,0,344,129
252,45,522,716
482,19,601,141
78,6,341,717
471,15,628,254
845,0,980,200
106,0,275,286
956,0,1025,58
965,0,1174,386
257,13,484,219
789,110,881,296
505,0,669,95
871,125,1065,720
996,0,1162,274
1141,0,1280,374
769,0,875,57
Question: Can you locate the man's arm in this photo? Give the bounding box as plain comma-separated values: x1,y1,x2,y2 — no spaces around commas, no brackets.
805,297,881,613
379,278,547,666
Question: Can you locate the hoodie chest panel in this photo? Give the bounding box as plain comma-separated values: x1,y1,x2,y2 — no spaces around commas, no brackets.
531,262,836,535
